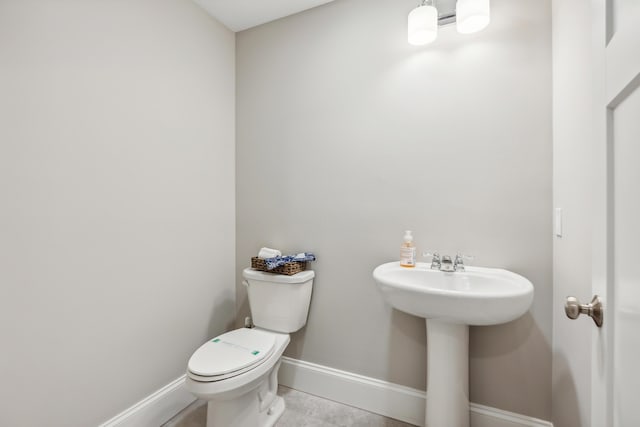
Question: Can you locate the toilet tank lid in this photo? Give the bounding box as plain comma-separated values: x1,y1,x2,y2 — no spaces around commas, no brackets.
243,268,314,283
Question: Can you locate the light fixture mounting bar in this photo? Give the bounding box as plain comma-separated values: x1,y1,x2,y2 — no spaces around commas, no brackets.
432,0,457,26
437,12,456,26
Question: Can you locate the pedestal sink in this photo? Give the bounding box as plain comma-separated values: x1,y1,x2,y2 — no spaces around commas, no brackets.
373,262,534,427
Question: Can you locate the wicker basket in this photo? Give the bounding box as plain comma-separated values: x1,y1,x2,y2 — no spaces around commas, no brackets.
251,257,306,276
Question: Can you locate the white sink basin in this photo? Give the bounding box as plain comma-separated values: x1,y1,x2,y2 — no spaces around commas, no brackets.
373,261,534,427
373,261,534,325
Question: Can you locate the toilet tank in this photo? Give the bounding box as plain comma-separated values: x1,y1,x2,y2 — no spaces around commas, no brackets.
242,268,315,333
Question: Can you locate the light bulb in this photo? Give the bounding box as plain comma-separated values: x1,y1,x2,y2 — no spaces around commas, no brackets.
408,4,438,46
456,0,490,34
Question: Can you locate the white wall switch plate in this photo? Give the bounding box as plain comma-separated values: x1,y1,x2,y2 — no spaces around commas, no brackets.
555,208,562,237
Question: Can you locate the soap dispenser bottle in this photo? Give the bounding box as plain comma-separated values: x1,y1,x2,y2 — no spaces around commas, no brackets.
400,230,416,268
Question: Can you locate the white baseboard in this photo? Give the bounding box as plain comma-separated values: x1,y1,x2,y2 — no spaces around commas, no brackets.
98,358,553,427
469,403,553,427
278,356,553,427
98,375,196,427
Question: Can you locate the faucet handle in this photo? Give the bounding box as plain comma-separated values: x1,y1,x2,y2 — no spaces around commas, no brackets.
423,251,440,260
454,253,474,271
455,253,474,261
423,252,441,270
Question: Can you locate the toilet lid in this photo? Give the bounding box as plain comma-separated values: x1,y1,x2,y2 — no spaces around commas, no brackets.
188,328,276,377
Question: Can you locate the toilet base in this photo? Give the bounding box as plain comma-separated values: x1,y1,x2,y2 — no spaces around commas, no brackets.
205,394,284,427
199,358,285,427
262,395,285,427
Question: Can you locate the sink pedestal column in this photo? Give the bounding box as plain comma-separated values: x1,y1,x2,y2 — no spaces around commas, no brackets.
425,320,469,427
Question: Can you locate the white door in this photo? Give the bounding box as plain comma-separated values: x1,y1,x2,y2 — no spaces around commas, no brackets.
591,1,640,425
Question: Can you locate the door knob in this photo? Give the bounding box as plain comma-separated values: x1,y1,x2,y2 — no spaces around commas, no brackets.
565,295,603,327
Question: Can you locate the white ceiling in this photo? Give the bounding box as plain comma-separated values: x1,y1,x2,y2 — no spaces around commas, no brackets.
192,0,337,32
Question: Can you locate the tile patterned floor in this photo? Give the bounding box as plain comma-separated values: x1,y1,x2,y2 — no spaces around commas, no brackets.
163,386,416,427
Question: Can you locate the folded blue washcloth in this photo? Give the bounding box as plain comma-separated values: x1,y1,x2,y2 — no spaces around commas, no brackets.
264,252,316,270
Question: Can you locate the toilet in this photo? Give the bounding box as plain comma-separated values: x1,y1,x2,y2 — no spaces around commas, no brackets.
185,268,315,427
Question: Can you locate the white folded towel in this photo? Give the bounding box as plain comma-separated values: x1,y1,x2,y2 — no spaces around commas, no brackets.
258,247,282,259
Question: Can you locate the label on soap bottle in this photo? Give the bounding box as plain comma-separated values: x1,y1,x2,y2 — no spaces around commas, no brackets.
400,246,416,267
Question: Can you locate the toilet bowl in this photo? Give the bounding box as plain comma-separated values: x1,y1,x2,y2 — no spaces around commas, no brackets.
185,268,314,427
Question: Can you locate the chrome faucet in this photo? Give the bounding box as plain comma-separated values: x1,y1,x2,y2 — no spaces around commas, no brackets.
440,255,454,272
424,252,473,272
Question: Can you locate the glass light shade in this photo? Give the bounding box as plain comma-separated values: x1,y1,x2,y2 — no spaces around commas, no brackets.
408,4,438,46
456,0,490,34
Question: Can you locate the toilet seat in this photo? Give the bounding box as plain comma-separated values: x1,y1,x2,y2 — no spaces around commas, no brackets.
187,328,277,383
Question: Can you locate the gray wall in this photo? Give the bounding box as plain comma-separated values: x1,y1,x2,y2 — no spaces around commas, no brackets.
551,0,593,426
0,1,235,426
237,0,552,420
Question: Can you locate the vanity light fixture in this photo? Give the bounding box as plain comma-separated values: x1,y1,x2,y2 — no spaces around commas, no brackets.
407,0,490,46
407,0,438,46
456,0,490,34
